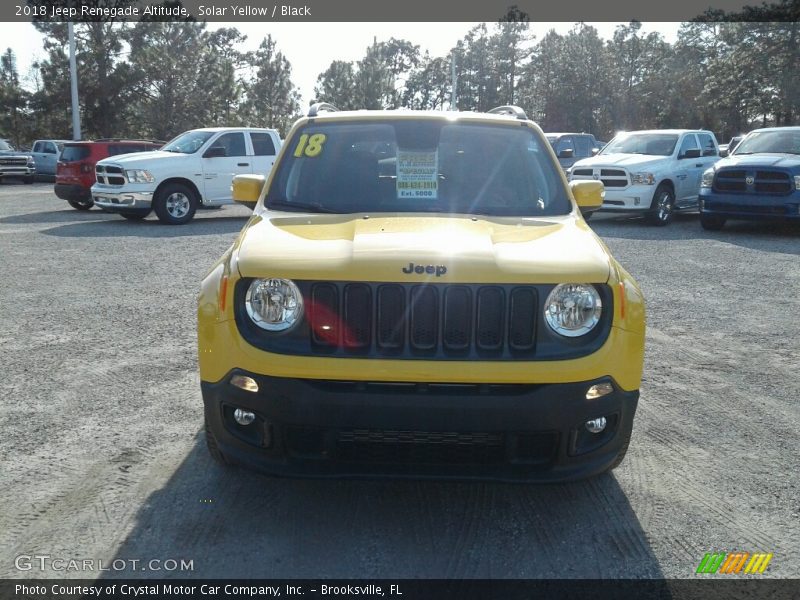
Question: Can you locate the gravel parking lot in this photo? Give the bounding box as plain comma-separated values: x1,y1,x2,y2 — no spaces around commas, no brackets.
1,182,798,579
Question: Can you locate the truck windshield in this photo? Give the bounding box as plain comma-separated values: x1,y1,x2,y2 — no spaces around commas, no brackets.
266,120,570,217
162,131,215,154
734,130,800,155
602,133,679,156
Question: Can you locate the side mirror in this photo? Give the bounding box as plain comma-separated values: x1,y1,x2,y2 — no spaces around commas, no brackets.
232,174,266,209
591,147,600,156
681,148,702,159
719,149,729,158
557,148,574,159
570,180,603,215
204,146,227,158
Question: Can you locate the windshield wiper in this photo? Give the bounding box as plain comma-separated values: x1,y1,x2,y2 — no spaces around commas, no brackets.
266,200,339,214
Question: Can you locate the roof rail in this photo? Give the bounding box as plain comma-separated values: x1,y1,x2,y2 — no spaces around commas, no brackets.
487,105,528,120
308,102,340,117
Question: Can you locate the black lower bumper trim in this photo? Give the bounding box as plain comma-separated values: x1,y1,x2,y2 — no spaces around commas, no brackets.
201,372,639,482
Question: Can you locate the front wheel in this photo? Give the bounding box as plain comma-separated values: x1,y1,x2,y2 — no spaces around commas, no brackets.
645,184,675,226
700,214,726,231
67,198,94,211
154,183,198,225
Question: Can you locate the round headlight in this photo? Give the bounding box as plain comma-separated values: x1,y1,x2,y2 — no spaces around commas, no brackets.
544,284,602,337
245,278,304,331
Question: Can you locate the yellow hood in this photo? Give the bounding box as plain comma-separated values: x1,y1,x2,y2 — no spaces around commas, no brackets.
235,212,611,284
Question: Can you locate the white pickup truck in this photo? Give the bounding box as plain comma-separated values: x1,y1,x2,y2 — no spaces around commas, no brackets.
569,129,719,225
91,127,282,224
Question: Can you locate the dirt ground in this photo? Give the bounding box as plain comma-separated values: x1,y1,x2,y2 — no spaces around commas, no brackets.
1,183,798,579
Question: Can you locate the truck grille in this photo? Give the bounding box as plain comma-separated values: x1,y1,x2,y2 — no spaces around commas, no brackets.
308,282,538,357
0,156,28,167
714,169,793,195
95,164,126,186
571,167,629,188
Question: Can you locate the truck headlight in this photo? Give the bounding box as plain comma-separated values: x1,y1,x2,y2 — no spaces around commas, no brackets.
27,157,35,167
125,169,155,183
794,175,800,191
544,284,602,337
245,278,304,331
631,172,655,185
702,169,715,188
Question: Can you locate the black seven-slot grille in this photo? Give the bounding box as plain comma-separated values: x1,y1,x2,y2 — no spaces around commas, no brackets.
307,282,538,356
235,280,613,361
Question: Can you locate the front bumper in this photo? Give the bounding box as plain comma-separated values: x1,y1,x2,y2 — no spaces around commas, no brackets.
0,166,35,178
91,186,154,212
202,372,638,482
700,189,800,221
597,184,654,212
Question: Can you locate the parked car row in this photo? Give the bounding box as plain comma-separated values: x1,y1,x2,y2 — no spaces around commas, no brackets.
564,126,799,229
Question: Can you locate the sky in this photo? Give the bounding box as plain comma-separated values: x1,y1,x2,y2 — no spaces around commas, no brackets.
0,22,681,105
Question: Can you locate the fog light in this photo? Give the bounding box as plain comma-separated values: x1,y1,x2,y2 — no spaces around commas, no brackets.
633,197,641,206
233,408,256,426
586,382,614,400
230,374,259,393
585,417,607,434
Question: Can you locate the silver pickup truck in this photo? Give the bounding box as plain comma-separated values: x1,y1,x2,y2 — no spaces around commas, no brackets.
0,139,35,184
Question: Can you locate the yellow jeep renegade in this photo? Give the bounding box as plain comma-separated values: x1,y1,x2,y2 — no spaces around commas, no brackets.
198,104,645,481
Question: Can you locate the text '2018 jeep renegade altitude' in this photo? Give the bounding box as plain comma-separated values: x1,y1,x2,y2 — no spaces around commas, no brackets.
198,105,646,482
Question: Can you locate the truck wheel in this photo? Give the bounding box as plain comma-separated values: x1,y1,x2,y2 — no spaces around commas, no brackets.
205,417,230,466
645,184,675,226
154,183,198,225
700,214,726,231
67,198,94,211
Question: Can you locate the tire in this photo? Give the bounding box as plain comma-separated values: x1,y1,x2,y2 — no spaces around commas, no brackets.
205,417,230,466
645,184,675,226
23,176,34,185
154,183,198,225
120,211,148,220
67,198,94,211
700,214,726,231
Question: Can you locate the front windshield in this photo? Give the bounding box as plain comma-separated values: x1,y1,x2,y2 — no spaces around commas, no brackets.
0,140,13,151
162,131,214,154
601,133,679,156
266,120,570,217
734,130,800,155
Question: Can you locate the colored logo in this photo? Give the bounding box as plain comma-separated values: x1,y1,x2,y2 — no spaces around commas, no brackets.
696,552,773,574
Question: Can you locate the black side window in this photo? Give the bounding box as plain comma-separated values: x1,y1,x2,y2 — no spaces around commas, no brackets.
697,134,717,156
678,135,699,157
555,136,575,155
250,132,276,156
213,133,247,157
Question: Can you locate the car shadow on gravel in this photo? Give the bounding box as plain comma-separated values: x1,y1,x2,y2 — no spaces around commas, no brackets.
106,437,663,579
590,213,800,254
39,215,251,238
0,208,114,225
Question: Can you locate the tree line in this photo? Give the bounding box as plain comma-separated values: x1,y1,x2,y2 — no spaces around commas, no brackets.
1,6,798,148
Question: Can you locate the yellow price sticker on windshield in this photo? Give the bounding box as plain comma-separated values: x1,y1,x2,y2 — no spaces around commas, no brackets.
293,133,327,158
